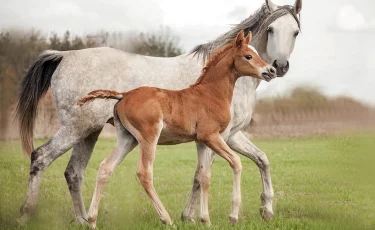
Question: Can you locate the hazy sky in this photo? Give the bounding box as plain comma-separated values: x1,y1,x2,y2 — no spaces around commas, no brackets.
1,0,374,105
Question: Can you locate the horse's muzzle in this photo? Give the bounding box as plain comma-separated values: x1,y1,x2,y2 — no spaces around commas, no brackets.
273,60,289,78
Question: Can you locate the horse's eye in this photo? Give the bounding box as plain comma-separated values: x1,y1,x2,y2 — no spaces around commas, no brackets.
267,27,274,34
245,55,252,60
294,31,299,37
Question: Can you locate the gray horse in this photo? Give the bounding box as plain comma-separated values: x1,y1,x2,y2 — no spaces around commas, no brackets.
16,0,302,225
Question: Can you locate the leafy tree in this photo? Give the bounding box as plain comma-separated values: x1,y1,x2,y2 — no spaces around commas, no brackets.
131,27,183,57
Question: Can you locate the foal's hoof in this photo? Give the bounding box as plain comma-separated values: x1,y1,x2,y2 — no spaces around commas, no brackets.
228,215,238,224
200,216,211,226
89,223,97,230
161,218,173,225
259,206,274,221
87,217,97,229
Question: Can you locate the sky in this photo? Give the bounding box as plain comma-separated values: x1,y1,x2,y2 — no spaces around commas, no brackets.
1,0,374,105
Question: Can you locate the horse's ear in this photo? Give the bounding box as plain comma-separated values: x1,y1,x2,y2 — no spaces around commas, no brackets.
234,30,245,47
245,32,252,45
293,0,302,14
265,0,278,12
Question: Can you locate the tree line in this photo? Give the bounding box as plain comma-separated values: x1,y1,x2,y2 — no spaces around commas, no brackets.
0,27,183,135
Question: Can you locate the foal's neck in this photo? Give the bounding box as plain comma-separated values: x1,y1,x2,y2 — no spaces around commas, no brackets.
192,59,239,103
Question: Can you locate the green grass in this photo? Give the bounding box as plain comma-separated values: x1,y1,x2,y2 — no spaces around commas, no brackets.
1,133,374,229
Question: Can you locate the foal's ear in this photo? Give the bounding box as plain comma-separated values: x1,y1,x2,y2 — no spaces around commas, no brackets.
293,0,302,14
234,30,245,47
245,32,252,45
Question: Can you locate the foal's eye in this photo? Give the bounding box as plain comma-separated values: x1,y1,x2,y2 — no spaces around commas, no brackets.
294,31,299,37
245,55,252,60
267,27,274,34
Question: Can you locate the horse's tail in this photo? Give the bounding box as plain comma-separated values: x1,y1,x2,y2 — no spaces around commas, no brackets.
77,90,123,105
15,50,63,158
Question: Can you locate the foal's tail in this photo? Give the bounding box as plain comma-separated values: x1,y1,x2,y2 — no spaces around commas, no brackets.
15,50,63,157
77,90,123,105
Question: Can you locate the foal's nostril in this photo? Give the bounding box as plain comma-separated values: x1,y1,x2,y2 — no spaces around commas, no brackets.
262,72,271,82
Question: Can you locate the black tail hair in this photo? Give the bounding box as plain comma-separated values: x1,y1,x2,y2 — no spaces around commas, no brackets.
15,50,63,157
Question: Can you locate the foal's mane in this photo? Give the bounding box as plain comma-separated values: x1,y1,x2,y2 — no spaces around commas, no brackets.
190,4,301,61
190,42,234,87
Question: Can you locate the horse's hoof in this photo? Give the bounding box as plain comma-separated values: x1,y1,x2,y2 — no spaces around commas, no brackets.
228,215,238,224
18,203,35,226
259,206,274,220
18,210,34,226
74,216,89,225
16,215,29,227
181,213,195,223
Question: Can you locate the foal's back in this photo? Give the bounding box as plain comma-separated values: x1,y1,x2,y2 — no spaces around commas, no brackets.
115,85,230,143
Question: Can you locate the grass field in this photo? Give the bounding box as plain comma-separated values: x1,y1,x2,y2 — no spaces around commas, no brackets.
1,133,374,230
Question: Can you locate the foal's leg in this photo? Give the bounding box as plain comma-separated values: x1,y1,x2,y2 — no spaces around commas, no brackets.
87,127,137,228
227,131,274,220
196,142,213,226
19,127,82,225
137,135,172,224
199,134,242,224
64,129,102,224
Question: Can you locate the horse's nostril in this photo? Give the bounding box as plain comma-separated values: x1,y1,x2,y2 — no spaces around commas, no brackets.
282,61,290,73
270,68,276,74
272,60,278,68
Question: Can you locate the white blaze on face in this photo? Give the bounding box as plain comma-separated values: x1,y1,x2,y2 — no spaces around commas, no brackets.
266,14,300,64
248,45,259,55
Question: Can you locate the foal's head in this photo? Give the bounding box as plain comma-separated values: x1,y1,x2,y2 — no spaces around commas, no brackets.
232,30,276,82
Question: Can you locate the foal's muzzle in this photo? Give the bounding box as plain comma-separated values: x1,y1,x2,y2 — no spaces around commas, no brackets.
273,60,289,78
261,66,277,82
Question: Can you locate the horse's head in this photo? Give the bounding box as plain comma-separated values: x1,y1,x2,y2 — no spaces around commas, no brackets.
191,0,302,78
232,31,276,82
261,0,302,77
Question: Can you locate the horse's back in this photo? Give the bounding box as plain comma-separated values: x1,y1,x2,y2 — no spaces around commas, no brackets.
49,47,201,129
52,47,199,97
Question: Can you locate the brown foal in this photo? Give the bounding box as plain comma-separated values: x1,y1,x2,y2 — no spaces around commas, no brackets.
78,30,276,227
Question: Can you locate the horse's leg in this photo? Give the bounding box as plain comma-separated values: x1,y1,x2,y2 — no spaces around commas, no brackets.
199,133,242,224
64,129,102,224
181,150,217,223
196,142,213,226
19,127,82,225
182,132,231,222
137,139,172,225
87,127,137,228
181,164,201,222
227,131,274,220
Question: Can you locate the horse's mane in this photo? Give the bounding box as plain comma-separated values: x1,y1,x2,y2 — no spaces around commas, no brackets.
190,42,234,87
190,4,301,61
